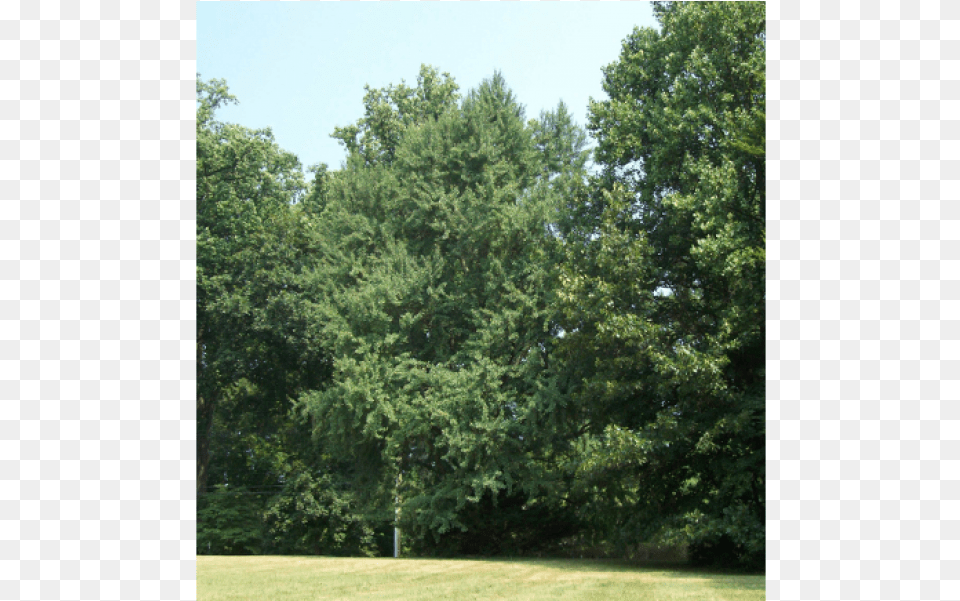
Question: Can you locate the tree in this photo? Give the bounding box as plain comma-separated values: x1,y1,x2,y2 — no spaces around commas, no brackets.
557,1,765,568
531,99,590,181
197,78,394,557
295,68,591,554
331,65,461,168
196,76,320,498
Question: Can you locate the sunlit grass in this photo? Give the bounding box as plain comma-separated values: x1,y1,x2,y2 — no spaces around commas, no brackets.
198,556,765,601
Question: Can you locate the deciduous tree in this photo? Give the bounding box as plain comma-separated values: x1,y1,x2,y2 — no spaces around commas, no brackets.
296,69,590,553
558,1,765,568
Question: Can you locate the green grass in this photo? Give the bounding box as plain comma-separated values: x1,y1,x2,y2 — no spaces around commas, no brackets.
197,556,765,601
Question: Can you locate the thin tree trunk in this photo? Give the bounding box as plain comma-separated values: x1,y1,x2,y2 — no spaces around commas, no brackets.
196,331,217,499
196,392,216,498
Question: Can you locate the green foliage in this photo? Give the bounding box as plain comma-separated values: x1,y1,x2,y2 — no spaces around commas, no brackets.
263,472,379,557
559,1,765,568
331,65,461,167
531,99,591,180
197,6,764,563
196,75,312,496
295,66,589,553
421,490,582,557
197,77,368,557
197,486,266,555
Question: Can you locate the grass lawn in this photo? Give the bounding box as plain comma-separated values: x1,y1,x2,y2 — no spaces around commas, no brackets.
197,556,765,601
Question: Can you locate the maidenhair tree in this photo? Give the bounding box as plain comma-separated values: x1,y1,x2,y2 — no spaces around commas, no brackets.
295,67,590,554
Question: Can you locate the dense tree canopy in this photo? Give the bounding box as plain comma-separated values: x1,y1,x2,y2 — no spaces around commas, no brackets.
197,1,764,569
196,77,309,499
294,68,588,554
197,78,374,556
559,0,765,567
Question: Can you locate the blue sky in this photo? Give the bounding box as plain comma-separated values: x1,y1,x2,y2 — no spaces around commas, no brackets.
197,1,656,173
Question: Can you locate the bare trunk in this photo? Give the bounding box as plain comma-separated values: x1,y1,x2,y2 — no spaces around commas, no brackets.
196,392,216,498
196,330,217,499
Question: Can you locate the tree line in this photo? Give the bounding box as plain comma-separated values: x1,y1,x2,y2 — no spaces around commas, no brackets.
197,1,764,569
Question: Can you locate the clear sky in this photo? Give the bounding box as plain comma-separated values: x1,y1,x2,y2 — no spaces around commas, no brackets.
197,1,657,173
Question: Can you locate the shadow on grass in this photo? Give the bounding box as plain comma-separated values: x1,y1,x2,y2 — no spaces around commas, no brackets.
402,556,763,578
627,561,767,593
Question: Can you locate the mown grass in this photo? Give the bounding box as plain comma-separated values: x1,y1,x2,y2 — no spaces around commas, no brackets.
197,556,765,601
